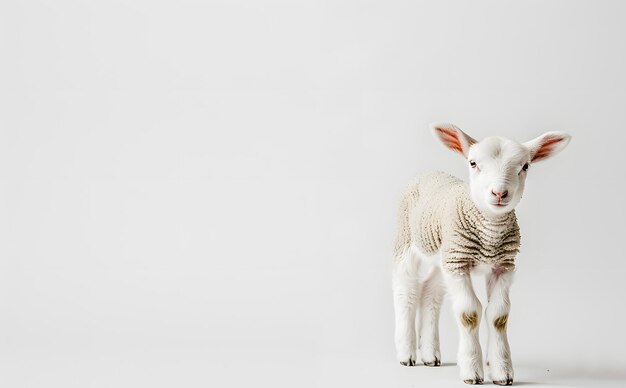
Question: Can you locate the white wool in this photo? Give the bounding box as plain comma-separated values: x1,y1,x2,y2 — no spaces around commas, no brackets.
394,171,520,274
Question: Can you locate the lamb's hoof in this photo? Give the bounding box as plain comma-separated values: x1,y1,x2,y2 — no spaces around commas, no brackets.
423,358,441,367
488,361,513,385
399,357,416,366
463,377,484,385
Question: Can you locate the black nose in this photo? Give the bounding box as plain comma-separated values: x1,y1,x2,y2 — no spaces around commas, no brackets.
491,190,508,199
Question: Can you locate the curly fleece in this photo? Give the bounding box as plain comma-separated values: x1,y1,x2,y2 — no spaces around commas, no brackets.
394,171,520,274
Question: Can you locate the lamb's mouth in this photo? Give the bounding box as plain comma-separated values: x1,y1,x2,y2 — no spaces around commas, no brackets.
492,203,509,207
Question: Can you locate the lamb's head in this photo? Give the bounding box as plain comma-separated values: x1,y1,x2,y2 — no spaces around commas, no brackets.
431,122,571,217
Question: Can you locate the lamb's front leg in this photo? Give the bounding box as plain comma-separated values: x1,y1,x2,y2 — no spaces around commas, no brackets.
485,269,514,386
443,270,484,385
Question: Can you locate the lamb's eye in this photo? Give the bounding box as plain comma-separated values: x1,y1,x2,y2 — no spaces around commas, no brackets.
522,162,529,172
469,160,477,168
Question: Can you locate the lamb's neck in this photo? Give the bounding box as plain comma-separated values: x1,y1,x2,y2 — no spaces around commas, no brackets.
462,195,516,230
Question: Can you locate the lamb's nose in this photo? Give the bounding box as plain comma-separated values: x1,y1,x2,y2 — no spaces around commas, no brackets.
491,190,508,199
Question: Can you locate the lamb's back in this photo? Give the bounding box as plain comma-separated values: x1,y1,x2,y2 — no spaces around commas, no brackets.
394,172,466,258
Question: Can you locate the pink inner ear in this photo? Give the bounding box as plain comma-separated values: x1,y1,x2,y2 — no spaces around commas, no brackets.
436,127,463,153
533,137,563,160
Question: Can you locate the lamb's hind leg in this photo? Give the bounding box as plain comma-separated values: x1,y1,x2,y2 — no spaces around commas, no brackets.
392,249,420,366
418,266,444,366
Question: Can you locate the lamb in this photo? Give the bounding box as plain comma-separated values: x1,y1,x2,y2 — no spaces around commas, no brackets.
392,123,571,385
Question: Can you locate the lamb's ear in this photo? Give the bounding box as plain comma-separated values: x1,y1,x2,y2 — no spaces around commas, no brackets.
523,131,572,162
430,122,477,159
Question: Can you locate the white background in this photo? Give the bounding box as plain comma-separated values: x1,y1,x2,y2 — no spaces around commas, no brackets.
1,1,625,387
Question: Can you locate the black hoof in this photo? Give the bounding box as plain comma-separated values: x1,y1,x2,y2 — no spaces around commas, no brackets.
423,358,441,367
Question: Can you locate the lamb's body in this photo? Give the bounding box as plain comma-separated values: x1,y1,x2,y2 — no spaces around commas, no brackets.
392,172,521,383
394,172,520,274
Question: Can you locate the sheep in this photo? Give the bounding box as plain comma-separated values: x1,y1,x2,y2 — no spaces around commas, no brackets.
392,123,571,385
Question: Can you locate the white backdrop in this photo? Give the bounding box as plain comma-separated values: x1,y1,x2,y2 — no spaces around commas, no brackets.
1,1,625,387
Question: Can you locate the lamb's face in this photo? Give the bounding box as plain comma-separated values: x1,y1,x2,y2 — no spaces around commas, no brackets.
466,137,529,216
431,123,571,218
